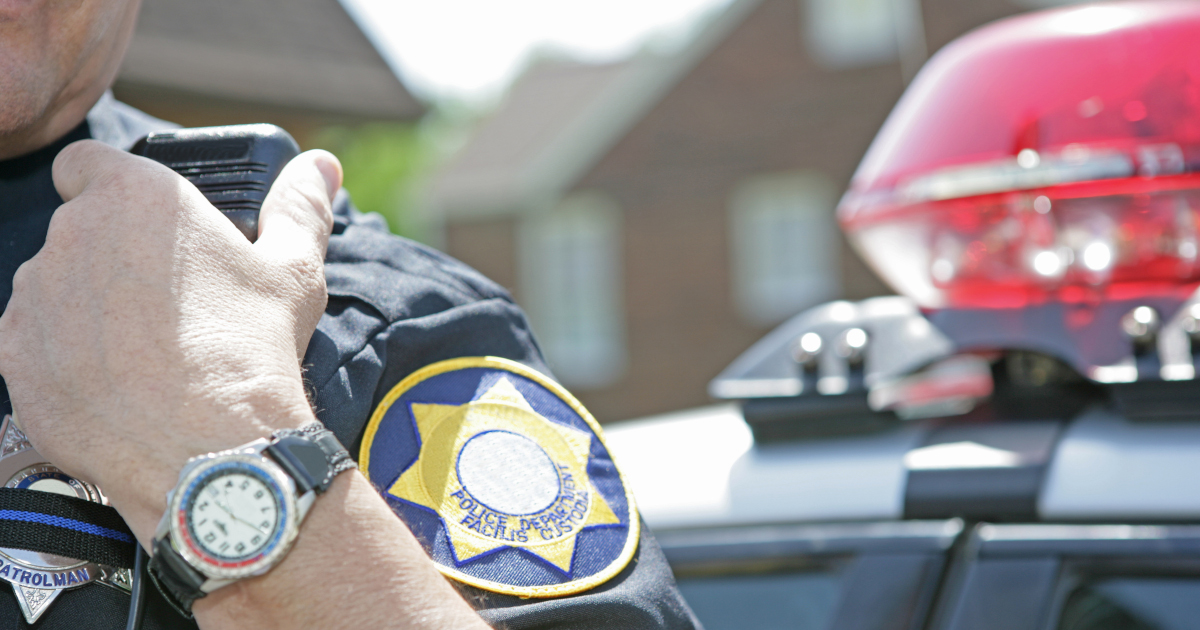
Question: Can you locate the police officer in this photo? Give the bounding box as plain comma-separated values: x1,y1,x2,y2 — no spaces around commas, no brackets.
0,1,699,628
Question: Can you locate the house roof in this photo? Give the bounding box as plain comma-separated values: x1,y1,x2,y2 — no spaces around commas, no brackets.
116,0,424,120
426,0,764,218
428,59,646,217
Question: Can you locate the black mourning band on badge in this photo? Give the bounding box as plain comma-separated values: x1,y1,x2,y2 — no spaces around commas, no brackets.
0,488,136,569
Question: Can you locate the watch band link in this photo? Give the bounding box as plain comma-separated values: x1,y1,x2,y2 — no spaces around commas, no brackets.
266,423,355,494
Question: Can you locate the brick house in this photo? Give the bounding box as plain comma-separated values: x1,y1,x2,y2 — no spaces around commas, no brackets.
427,0,1057,422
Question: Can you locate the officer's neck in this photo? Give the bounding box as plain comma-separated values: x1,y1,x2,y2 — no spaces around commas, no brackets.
0,90,99,162
0,119,90,179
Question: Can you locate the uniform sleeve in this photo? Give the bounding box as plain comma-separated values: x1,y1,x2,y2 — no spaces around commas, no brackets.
303,195,701,630
305,192,552,451
468,524,701,630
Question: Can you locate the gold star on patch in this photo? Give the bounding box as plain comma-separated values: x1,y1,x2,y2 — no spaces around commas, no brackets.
388,377,620,572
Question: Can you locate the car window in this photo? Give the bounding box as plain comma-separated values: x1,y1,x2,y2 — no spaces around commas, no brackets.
1057,577,1200,630
676,567,846,630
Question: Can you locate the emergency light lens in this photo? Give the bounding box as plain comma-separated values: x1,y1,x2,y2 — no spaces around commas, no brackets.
1081,242,1112,272
844,182,1200,308
799,332,822,354
838,1,1200,310
1032,250,1062,277
844,328,867,350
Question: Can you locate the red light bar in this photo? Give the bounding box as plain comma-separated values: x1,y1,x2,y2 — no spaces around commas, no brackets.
839,1,1200,310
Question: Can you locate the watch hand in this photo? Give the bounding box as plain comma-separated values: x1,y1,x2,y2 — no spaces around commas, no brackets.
216,488,270,535
213,492,238,519
213,500,250,531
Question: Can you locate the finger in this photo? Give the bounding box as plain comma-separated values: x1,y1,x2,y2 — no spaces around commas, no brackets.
51,139,167,202
254,150,341,264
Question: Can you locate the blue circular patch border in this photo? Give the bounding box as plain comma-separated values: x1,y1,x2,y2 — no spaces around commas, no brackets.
359,356,639,597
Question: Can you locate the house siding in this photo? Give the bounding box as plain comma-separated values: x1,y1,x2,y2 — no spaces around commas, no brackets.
441,0,1039,422
568,0,899,421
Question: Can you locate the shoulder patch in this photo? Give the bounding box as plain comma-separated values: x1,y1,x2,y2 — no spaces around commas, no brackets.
359,357,639,597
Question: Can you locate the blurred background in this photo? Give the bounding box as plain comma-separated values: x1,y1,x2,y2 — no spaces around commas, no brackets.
114,0,1086,424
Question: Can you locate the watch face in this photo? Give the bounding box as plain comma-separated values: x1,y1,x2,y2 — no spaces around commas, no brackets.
188,469,280,561
171,457,296,579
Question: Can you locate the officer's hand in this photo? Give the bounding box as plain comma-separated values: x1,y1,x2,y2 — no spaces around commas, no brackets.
0,139,341,541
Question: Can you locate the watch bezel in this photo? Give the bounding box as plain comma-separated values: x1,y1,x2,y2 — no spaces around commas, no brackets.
167,453,299,581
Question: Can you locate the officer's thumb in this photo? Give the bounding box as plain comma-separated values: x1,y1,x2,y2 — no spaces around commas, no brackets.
52,139,157,202
254,149,341,265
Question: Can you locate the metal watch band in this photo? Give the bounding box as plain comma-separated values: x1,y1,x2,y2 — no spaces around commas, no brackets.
265,422,355,494
147,422,354,615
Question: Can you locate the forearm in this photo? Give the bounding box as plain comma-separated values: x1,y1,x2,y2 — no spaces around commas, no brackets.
190,472,491,630
0,144,494,628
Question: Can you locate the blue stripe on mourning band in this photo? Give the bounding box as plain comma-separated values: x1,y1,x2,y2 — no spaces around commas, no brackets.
0,510,134,543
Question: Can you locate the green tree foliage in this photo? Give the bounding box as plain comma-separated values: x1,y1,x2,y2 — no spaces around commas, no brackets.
313,123,429,241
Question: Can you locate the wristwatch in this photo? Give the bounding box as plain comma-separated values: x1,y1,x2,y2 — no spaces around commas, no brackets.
148,422,355,614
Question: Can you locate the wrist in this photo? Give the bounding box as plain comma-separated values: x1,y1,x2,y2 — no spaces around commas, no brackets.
146,422,354,615
193,473,492,630
190,471,358,627
104,401,320,547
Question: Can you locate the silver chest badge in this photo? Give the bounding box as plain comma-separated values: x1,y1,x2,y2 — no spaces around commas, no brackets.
0,415,131,622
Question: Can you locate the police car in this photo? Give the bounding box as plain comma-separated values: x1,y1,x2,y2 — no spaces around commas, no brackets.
607,294,1200,630
606,4,1200,629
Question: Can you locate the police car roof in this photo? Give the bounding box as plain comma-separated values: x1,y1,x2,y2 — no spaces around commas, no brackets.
604,402,1200,530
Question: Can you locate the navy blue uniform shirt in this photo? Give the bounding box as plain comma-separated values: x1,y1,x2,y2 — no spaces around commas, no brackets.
0,94,700,630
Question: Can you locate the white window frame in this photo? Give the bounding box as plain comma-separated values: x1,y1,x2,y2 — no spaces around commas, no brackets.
729,172,841,325
519,192,625,389
804,0,921,69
